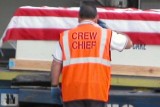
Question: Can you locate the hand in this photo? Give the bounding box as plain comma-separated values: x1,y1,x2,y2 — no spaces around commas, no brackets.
51,86,62,105
98,19,107,28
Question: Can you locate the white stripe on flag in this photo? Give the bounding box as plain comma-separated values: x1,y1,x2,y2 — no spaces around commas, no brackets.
104,19,160,33
7,16,160,33
19,6,80,11
19,6,115,12
8,16,78,29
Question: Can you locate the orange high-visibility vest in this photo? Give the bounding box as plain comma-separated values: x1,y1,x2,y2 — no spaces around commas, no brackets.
59,24,112,102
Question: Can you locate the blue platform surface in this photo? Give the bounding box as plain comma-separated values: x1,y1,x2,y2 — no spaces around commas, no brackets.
107,90,160,107
0,88,160,107
19,88,160,107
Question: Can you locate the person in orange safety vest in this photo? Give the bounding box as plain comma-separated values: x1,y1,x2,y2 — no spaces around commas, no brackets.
51,1,133,107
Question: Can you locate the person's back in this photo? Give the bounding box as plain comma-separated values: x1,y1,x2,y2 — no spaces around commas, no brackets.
51,1,133,107
59,22,112,102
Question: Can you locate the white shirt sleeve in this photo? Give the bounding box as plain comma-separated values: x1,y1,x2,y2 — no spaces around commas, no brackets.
52,42,63,62
110,31,128,52
53,31,128,61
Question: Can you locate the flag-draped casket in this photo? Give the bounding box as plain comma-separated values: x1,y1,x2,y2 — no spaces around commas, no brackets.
1,6,160,78
1,6,160,45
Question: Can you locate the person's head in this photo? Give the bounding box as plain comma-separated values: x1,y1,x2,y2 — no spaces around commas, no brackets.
78,1,98,23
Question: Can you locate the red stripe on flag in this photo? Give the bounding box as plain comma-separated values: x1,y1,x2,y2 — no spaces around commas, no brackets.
125,32,160,45
14,8,160,21
99,12,160,21
3,28,67,42
14,8,79,17
3,28,160,45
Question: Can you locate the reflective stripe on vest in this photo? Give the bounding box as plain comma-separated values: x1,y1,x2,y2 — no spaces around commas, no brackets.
63,57,111,66
63,31,70,59
62,29,110,67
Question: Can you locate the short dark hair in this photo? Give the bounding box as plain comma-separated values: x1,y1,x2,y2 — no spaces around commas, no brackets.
79,1,97,19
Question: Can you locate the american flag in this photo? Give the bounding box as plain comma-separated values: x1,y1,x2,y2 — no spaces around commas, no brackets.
1,6,160,47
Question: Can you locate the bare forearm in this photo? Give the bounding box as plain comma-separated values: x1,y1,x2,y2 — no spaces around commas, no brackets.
125,36,133,49
51,60,62,86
